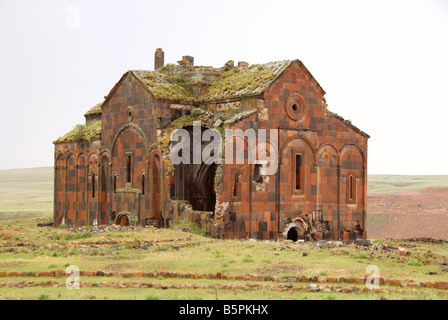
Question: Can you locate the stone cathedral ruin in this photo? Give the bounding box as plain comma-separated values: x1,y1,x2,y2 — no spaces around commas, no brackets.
53,49,369,241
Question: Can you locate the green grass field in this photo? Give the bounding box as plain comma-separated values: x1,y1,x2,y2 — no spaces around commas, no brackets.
0,218,446,300
0,167,53,220
0,167,447,300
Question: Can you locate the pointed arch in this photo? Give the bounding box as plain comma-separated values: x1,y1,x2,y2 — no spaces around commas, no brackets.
317,143,340,165
111,124,150,162
316,143,339,239
339,143,366,239
280,136,317,166
54,154,66,226
340,143,366,167
77,154,87,226
150,152,163,221
99,153,110,225
65,153,76,227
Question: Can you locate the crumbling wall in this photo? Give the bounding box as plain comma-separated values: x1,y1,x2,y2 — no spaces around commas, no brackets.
282,213,331,242
169,199,224,238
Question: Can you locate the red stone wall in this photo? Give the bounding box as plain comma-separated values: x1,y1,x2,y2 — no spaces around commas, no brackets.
53,140,102,227
77,155,87,226
96,72,179,225
54,63,368,240
215,62,368,240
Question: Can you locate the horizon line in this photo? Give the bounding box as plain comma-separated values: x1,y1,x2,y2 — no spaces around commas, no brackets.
0,166,446,176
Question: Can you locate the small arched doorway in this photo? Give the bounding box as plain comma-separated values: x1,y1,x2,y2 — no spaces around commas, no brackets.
287,227,300,242
115,212,130,226
284,221,306,242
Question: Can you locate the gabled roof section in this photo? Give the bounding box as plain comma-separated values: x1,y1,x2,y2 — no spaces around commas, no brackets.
131,69,197,102
203,60,292,101
326,109,370,138
84,101,104,117
293,60,326,96
53,119,101,144
105,59,325,104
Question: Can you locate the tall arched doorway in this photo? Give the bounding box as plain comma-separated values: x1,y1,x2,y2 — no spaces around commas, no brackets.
192,162,217,212
171,125,218,213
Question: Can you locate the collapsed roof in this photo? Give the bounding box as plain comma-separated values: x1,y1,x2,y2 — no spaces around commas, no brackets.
54,52,368,143
132,60,293,102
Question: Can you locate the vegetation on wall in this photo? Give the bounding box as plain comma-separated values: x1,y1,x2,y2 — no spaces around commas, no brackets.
133,60,292,103
156,111,213,155
132,70,197,102
53,119,101,144
203,60,291,101
84,101,104,116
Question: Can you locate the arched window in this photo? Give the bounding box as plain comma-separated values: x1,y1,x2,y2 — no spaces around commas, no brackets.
126,156,132,184
253,164,263,183
349,176,354,200
295,154,302,190
91,173,96,199
348,175,356,203
233,173,239,197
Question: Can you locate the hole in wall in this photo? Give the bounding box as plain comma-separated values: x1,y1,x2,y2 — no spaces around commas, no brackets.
287,227,299,242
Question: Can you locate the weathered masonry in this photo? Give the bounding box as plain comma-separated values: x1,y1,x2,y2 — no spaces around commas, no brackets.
53,49,370,241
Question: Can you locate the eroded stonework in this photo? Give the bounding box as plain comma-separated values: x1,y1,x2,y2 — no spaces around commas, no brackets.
53,49,369,241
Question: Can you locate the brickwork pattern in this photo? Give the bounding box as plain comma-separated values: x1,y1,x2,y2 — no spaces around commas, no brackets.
54,60,369,241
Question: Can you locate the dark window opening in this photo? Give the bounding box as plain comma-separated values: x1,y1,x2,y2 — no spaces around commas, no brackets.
126,156,132,184
292,104,298,111
253,164,263,183
295,155,302,190
142,175,145,195
113,175,117,193
233,173,239,197
349,175,354,201
91,173,95,199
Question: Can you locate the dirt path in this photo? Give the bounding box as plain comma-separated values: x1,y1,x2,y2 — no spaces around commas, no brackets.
367,187,448,240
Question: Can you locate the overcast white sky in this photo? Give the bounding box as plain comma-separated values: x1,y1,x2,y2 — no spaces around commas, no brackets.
0,0,447,174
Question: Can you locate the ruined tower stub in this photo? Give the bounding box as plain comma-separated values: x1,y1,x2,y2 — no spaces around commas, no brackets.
154,48,164,70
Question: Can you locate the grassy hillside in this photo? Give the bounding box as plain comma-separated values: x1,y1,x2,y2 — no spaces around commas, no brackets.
0,168,447,221
0,167,53,220
368,175,448,194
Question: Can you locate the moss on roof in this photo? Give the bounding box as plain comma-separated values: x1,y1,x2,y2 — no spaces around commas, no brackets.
54,119,101,144
156,112,214,154
203,60,292,101
132,69,196,102
223,109,258,125
84,101,103,116
132,60,292,103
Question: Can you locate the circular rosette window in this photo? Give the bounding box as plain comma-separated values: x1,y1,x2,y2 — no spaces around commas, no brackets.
126,106,135,122
285,93,306,121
